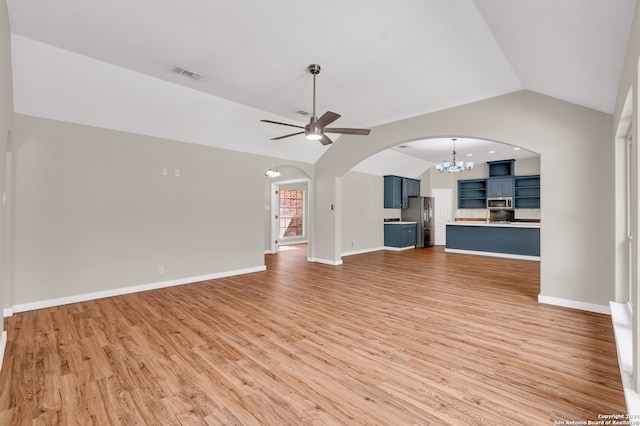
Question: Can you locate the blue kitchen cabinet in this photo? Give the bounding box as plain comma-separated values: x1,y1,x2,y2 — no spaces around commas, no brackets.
487,177,514,197
384,223,417,248
488,159,514,177
406,178,421,197
384,176,420,208
384,175,405,208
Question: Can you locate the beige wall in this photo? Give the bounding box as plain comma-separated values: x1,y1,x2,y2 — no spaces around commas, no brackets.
10,114,310,306
0,0,12,322
340,171,385,253
314,90,614,308
514,157,540,175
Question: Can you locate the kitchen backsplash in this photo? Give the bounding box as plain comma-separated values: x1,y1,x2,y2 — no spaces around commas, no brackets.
384,209,402,219
456,209,541,220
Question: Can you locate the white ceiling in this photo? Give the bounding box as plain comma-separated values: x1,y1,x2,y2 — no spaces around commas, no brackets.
394,137,537,165
6,0,637,171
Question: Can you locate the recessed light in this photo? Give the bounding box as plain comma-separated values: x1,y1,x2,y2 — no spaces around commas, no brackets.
466,153,473,157
513,147,521,150
398,145,409,148
296,110,310,116
489,150,495,154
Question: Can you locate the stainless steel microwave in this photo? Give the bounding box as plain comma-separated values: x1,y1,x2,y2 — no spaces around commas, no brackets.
487,197,513,210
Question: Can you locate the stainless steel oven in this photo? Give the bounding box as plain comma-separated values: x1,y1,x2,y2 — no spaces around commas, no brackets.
487,197,513,210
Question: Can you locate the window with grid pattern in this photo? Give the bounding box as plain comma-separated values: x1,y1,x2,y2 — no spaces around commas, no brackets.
279,189,304,238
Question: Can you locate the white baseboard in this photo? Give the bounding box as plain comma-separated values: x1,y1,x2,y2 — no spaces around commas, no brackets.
384,245,415,251
445,248,540,261
610,302,640,416
538,294,610,315
0,331,6,374
341,247,385,257
308,257,343,266
7,265,266,315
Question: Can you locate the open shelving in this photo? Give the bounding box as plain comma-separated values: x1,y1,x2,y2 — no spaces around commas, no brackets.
514,175,540,209
458,179,487,209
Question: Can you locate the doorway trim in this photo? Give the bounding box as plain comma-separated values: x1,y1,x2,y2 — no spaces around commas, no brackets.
432,188,453,245
269,178,311,254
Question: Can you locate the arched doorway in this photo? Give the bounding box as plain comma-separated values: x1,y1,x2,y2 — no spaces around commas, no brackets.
346,136,541,250
313,91,612,313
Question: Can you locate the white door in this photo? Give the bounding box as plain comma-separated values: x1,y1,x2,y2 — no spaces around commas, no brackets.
432,189,453,246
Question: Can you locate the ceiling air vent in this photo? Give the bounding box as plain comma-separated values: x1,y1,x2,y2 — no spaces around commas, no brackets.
171,65,203,80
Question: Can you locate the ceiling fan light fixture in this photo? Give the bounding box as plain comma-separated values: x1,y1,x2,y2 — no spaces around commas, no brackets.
305,127,322,140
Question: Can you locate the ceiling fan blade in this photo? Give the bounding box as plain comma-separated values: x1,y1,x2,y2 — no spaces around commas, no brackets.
271,131,305,140
260,119,305,129
315,111,341,129
319,134,333,145
323,127,371,136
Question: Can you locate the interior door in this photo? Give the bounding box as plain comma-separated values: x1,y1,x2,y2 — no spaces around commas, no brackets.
432,189,452,245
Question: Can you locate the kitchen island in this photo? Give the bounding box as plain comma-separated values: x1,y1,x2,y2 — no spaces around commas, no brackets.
446,221,540,260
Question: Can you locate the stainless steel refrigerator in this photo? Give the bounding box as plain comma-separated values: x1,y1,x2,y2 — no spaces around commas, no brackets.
402,197,435,247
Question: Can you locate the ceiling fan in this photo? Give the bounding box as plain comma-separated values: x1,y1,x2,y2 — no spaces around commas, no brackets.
261,64,371,145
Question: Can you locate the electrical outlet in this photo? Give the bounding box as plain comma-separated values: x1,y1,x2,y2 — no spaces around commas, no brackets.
351,242,354,248
162,168,168,176
159,266,164,274
175,169,180,177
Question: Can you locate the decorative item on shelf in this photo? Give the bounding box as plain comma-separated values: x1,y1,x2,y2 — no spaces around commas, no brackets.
265,168,281,178
435,138,474,173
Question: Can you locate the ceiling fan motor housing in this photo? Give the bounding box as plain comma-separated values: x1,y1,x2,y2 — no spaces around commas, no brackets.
304,116,321,140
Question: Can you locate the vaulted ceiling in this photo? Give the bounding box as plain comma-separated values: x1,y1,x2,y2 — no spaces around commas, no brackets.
6,0,637,170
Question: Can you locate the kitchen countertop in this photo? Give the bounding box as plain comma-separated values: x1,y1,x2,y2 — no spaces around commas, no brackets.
447,221,540,228
384,221,417,225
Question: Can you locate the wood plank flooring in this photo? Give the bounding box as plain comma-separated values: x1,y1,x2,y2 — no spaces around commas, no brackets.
0,245,626,425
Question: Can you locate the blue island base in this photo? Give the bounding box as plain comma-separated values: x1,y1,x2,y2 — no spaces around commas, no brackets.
446,224,540,260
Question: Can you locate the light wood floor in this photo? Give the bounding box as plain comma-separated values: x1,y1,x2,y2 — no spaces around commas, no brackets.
0,245,625,425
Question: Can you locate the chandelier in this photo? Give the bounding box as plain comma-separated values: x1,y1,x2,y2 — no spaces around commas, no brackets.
265,168,281,177
435,138,474,173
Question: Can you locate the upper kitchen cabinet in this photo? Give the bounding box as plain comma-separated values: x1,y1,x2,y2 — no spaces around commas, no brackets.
384,175,406,208
488,160,514,177
384,175,421,208
406,178,421,197
487,160,514,197
487,177,514,197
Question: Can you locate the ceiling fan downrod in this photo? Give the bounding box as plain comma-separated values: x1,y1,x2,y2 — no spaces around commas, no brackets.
308,64,321,119
306,64,323,139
